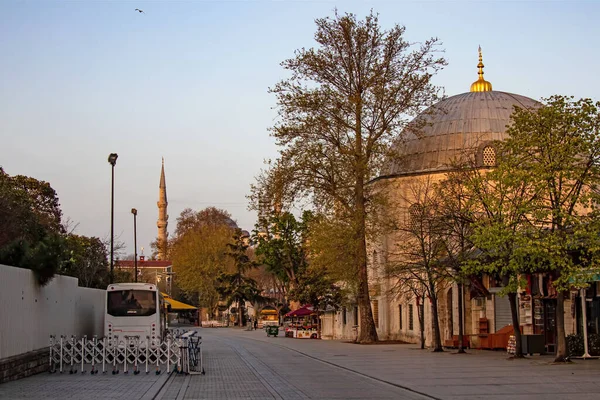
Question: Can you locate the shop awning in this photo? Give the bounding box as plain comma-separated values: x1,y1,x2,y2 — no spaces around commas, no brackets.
285,305,314,317
162,293,197,311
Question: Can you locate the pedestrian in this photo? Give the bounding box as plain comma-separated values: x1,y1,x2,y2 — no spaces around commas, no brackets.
254,319,258,330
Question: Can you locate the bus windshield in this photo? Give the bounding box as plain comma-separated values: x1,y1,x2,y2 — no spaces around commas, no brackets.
107,290,157,317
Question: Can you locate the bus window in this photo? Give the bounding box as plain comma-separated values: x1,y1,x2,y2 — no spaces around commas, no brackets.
107,290,157,317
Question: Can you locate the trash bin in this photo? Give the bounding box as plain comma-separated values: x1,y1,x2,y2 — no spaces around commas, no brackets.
266,325,279,337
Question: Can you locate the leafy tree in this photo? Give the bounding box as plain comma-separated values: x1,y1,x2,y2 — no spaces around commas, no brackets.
0,168,42,247
217,229,264,326
0,168,66,285
305,213,360,295
257,10,446,342
61,234,109,288
8,173,64,235
496,96,600,362
170,207,237,315
0,232,66,286
442,142,542,359
254,211,311,296
289,265,344,338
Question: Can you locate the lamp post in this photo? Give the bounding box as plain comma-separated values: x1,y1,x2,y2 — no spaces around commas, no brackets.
108,153,118,283
131,208,138,283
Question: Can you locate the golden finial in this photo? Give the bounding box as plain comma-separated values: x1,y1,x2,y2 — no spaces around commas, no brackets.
162,157,164,165
470,45,492,92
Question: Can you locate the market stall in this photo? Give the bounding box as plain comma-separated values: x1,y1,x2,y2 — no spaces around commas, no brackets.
284,305,319,339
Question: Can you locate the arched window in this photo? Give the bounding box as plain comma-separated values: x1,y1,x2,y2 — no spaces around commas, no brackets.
409,203,423,228
482,146,496,166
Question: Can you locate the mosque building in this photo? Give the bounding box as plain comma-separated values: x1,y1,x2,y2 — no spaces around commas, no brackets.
321,48,579,353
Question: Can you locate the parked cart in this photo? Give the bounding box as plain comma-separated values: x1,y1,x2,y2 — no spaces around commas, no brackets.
266,325,279,337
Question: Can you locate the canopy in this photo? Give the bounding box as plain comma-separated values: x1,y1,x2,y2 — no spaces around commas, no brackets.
161,293,197,311
285,305,314,318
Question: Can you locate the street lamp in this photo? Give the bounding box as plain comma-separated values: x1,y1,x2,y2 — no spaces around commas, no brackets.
131,208,138,283
108,153,118,283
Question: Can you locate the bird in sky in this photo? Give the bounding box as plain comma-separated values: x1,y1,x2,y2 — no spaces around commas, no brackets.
135,9,145,14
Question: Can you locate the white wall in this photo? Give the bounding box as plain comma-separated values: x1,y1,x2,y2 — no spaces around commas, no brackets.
0,264,105,359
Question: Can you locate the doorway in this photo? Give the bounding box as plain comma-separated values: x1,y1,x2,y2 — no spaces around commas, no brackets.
543,300,557,353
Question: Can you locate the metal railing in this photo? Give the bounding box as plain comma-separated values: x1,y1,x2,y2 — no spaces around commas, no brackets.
48,331,203,375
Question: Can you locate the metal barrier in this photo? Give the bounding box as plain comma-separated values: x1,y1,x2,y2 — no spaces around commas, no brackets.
178,330,204,375
48,331,203,375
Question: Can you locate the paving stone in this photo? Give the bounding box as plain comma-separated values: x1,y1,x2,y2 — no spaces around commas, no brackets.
4,327,600,400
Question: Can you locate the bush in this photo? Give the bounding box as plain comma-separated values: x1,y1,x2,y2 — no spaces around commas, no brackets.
589,333,600,356
567,333,600,357
567,334,583,357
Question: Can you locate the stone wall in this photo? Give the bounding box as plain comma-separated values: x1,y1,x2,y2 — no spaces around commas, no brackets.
0,348,48,384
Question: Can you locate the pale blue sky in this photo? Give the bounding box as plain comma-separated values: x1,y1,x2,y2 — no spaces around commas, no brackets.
1,0,599,257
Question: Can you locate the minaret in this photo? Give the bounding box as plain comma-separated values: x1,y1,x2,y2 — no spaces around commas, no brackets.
157,158,168,260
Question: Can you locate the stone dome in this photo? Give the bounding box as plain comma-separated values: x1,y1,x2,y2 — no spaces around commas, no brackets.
387,90,540,175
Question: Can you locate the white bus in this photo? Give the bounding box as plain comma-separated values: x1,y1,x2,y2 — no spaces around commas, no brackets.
105,283,168,345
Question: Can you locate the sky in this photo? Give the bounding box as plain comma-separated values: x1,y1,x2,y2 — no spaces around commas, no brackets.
1,0,599,258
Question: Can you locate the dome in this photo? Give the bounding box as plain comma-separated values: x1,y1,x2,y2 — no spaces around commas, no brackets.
387,90,540,175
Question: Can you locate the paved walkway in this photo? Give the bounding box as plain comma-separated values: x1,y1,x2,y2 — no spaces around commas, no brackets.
0,367,171,399
157,329,427,400
2,327,600,399
228,328,600,400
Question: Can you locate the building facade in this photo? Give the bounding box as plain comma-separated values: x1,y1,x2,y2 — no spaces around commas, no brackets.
321,49,580,352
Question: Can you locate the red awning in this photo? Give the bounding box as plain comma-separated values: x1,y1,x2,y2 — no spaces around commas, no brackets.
285,305,314,317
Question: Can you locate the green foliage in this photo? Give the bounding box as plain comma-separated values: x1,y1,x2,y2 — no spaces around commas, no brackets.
0,233,66,286
218,230,266,325
254,211,311,291
8,173,64,235
288,266,344,312
252,10,446,342
61,234,109,288
449,95,600,361
0,168,67,285
306,213,360,294
567,333,600,357
170,207,236,312
498,95,600,291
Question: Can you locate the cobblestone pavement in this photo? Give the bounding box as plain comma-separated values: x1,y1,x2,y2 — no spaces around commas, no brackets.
0,367,171,399
3,327,600,399
223,328,600,400
156,329,428,400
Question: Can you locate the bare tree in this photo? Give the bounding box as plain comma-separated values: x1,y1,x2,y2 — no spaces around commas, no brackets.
386,177,449,351
255,10,446,342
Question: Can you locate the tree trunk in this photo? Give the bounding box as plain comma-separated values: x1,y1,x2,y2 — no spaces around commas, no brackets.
355,95,378,344
430,293,443,352
508,291,523,357
457,282,466,353
417,298,425,349
238,298,244,328
554,291,568,362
